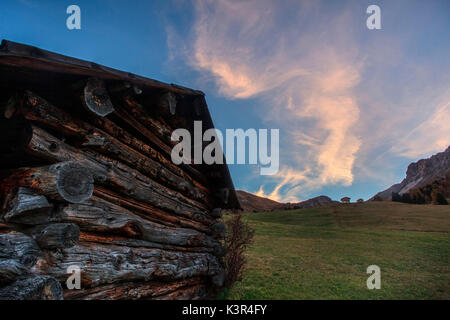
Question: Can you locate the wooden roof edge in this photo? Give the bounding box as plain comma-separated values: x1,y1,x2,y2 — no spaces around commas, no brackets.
200,98,242,210
0,39,205,97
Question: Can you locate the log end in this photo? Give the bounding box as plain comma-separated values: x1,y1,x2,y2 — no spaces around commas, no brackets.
3,187,52,223
0,275,63,300
54,162,94,203
83,78,115,117
32,223,80,249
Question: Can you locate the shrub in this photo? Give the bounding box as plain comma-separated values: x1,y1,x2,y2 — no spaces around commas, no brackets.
223,213,254,290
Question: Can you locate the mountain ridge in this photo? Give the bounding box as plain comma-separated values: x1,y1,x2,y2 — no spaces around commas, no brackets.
372,146,450,200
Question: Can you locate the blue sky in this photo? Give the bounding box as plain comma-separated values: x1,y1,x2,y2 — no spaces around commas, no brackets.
1,0,449,202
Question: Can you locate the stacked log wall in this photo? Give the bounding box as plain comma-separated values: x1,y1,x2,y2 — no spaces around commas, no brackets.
0,75,228,300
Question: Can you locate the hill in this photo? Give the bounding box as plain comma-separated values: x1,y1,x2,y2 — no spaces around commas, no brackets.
236,191,339,213
226,201,450,299
235,190,283,212
373,146,450,200
284,195,339,209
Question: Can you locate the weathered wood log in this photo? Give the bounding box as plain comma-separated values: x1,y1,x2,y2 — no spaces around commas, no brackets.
0,223,11,233
121,94,175,145
15,91,211,203
28,223,80,249
36,242,224,288
119,94,210,186
82,100,211,191
111,95,210,189
1,187,52,223
15,124,214,225
1,161,94,204
0,232,40,267
112,101,174,156
94,186,212,233
64,279,203,300
63,277,204,300
0,275,63,300
78,232,224,256
53,196,220,249
0,259,28,285
154,283,207,300
82,77,115,117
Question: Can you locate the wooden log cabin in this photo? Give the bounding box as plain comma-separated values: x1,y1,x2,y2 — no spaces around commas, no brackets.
0,40,240,300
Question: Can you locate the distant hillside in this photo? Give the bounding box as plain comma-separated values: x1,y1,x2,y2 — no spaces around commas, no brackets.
236,190,283,212
285,195,339,209
236,191,338,213
373,146,450,200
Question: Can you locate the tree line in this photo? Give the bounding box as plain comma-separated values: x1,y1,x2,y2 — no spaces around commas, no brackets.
392,174,449,205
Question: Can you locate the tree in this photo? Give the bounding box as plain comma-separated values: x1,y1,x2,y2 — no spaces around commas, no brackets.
409,188,425,204
431,190,448,205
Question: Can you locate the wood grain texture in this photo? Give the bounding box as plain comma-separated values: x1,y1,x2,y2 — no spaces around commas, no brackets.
18,124,215,224
0,231,40,268
1,187,52,223
0,274,63,300
0,41,239,298
17,91,211,203
35,241,224,288
63,277,204,300
28,223,80,249
0,162,94,204
53,196,221,250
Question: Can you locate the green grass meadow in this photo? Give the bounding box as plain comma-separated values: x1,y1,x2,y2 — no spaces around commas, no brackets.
226,202,450,299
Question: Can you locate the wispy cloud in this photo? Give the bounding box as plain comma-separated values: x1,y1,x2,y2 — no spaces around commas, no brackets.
185,0,363,201
391,101,450,158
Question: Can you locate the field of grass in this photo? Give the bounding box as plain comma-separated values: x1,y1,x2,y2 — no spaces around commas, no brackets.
226,201,450,299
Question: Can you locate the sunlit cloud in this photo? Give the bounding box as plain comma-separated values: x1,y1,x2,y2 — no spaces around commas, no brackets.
186,0,363,200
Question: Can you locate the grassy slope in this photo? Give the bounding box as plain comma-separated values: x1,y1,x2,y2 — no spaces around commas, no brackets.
227,202,450,299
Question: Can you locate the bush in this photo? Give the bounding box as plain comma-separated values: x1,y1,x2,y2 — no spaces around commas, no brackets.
223,213,254,290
